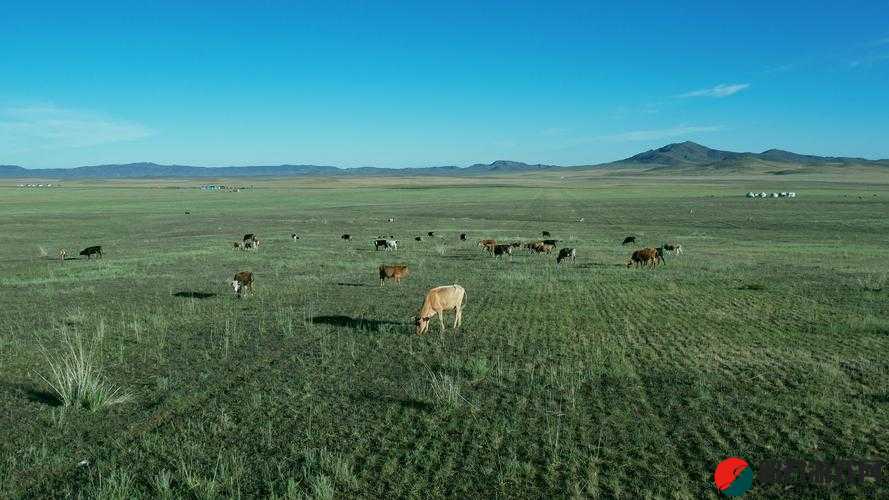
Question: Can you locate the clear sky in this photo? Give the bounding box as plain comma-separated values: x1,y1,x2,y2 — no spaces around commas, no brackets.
2,1,887,168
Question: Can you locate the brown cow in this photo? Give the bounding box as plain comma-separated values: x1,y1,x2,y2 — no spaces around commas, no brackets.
493,244,513,257
478,239,496,248
414,285,466,335
626,248,659,268
379,264,410,286
231,271,255,298
529,242,555,254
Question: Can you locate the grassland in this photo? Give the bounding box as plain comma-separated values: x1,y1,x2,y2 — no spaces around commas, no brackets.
1,174,888,498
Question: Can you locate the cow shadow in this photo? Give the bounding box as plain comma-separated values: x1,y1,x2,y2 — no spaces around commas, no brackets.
172,291,217,299
1,382,62,407
578,262,620,268
336,282,369,287
353,391,433,412
311,315,403,332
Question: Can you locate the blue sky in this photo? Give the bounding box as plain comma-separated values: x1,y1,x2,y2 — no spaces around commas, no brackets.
2,1,887,168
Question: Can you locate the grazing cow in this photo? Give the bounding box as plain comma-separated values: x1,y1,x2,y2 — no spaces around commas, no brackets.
576,217,585,222
662,243,682,255
185,211,191,215
386,217,395,223
626,248,659,268
233,241,245,251
243,233,256,243
80,246,102,259
509,241,523,248
542,239,560,247
342,234,351,241
478,239,496,250
542,231,551,237
291,233,300,240
427,231,435,237
245,239,261,251
374,239,398,251
556,247,576,264
459,233,467,241
58,248,68,263
621,236,636,245
493,244,513,257
379,265,410,286
414,285,466,335
655,247,667,266
414,236,423,242
231,271,254,298
529,242,555,254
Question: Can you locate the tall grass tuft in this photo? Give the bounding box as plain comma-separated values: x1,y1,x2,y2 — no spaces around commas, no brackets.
427,371,465,409
38,324,133,412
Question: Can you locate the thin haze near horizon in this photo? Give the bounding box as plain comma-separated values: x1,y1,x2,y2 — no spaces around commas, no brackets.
2,1,888,169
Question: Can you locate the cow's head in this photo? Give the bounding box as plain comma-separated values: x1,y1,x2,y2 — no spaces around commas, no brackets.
414,315,431,335
625,260,633,268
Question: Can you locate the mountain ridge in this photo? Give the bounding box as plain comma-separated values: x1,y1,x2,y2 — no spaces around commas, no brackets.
2,143,887,178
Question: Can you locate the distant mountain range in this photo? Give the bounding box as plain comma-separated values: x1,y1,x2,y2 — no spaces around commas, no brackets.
598,142,889,174
2,142,887,178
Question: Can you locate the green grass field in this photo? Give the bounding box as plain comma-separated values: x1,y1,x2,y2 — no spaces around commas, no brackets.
1,175,888,498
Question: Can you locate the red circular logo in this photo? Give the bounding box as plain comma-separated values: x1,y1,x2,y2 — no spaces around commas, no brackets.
714,457,753,496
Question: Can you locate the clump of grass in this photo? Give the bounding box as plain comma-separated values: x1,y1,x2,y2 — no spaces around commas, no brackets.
309,475,334,500
434,243,447,256
152,469,174,499
38,324,133,412
427,371,464,409
857,272,886,292
93,468,135,500
38,246,48,257
464,357,490,381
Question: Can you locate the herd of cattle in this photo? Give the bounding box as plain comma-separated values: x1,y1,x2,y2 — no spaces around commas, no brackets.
58,229,683,334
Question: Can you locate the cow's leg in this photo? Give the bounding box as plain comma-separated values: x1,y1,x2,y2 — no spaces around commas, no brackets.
438,312,445,332
454,306,462,329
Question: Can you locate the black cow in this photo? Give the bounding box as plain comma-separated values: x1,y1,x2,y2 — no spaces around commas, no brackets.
459,233,467,241
621,236,636,245
243,233,256,242
542,231,551,237
414,236,423,242
341,234,351,241
80,245,103,259
427,231,435,237
542,239,560,246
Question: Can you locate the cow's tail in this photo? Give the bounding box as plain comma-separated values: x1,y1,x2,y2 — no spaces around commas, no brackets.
456,284,466,306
